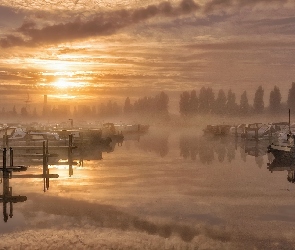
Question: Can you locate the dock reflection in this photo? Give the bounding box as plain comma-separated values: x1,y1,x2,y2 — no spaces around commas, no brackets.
0,169,27,223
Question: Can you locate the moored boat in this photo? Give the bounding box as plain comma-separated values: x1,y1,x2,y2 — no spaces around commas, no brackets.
267,143,295,160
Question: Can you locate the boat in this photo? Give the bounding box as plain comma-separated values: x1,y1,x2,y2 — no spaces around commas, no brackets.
267,109,295,159
229,124,246,136
113,123,149,134
203,124,232,136
7,127,60,141
267,151,295,183
240,123,275,140
273,123,295,142
267,129,295,160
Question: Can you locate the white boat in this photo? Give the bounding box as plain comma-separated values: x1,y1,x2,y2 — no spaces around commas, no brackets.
239,123,273,139
274,123,295,142
113,123,149,134
229,124,246,136
8,127,60,141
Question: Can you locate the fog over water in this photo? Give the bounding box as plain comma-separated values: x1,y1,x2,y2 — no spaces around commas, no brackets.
2,0,295,248
0,122,295,250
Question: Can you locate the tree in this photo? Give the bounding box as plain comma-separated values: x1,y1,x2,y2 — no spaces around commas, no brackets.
269,86,282,113
207,87,215,113
240,90,250,115
20,107,28,117
12,105,17,115
214,89,227,114
156,91,169,114
123,97,133,114
287,82,295,113
198,87,215,113
253,86,264,113
179,91,190,116
226,89,238,115
188,90,198,115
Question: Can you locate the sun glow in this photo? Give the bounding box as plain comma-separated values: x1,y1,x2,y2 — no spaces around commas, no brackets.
52,78,85,89
53,79,72,89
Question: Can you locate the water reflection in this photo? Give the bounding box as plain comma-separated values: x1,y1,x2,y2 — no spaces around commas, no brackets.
177,132,295,183
0,175,27,223
137,132,169,157
179,134,270,166
267,153,295,183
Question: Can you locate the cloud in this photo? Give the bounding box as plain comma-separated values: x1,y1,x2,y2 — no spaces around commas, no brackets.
204,0,289,13
186,40,295,51
0,0,200,48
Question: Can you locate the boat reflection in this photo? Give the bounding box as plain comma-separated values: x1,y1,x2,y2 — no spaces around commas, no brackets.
267,153,295,183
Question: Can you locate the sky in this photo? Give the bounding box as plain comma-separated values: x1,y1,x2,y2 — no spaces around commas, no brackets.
1,0,295,112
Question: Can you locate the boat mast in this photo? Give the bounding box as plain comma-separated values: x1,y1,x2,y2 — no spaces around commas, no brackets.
289,108,291,134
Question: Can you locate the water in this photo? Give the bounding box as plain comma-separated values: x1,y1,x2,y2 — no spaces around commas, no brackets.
0,127,295,249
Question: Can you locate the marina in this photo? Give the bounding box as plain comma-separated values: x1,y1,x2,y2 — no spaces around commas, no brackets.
2,0,295,248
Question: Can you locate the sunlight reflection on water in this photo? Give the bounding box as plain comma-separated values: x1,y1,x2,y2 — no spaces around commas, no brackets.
0,128,295,249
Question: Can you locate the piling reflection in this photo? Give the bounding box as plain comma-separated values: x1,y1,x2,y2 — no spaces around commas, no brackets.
0,175,27,222
0,150,28,223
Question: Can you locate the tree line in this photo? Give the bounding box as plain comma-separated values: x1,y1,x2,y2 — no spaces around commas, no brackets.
179,82,295,116
0,91,170,121
2,82,295,121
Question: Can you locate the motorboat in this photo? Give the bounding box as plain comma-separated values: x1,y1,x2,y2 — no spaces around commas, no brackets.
8,127,60,141
203,124,232,136
274,123,295,142
229,124,246,136
240,123,274,140
113,123,149,134
267,131,295,160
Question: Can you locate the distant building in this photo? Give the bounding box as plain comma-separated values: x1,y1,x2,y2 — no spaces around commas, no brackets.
42,95,50,117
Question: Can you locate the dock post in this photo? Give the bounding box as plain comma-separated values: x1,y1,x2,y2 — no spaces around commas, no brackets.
3,148,6,178
3,132,8,148
46,140,50,189
9,147,13,168
68,134,73,176
42,141,49,192
79,131,84,167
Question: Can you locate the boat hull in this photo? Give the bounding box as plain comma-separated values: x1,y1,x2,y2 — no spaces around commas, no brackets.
267,144,295,160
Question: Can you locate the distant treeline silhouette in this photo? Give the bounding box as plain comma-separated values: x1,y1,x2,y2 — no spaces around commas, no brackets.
1,83,295,121
179,82,295,116
0,91,169,121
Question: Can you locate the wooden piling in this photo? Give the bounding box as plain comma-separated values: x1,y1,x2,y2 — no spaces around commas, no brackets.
289,108,291,134
2,148,6,178
68,134,73,176
9,147,13,167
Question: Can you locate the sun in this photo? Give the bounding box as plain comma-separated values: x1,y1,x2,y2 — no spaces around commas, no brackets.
53,79,73,89
52,78,86,89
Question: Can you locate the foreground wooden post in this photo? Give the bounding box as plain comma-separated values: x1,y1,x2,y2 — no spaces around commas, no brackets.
9,147,13,167
42,141,50,192
3,148,6,178
68,134,73,176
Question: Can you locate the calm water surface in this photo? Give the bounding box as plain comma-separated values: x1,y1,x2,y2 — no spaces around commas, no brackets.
0,127,295,249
